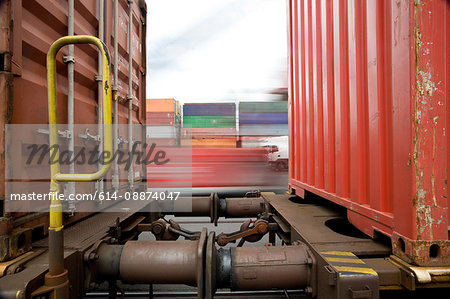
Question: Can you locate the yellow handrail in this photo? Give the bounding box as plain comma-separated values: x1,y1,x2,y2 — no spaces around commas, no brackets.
44,34,113,299
47,35,112,229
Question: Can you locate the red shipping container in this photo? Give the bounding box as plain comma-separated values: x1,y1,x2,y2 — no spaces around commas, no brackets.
146,112,178,125
288,0,449,266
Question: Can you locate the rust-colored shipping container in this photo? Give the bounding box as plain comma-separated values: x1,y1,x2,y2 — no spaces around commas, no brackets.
146,112,179,125
181,138,237,148
146,98,180,113
288,0,449,266
0,0,146,261
181,127,237,138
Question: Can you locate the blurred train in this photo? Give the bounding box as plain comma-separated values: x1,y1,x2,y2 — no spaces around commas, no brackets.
146,99,289,189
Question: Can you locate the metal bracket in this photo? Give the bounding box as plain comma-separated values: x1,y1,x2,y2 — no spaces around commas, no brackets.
137,219,201,241
112,174,120,190
216,219,269,246
78,128,101,142
94,75,103,82
117,136,128,145
62,55,75,64
167,220,201,241
244,190,261,198
36,128,72,139
62,183,76,215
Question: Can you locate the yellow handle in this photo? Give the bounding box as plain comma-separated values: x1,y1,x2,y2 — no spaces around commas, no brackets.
47,35,113,185
47,35,112,229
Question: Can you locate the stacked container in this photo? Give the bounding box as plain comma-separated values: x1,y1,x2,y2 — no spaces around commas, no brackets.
238,101,288,147
182,103,237,148
146,98,180,146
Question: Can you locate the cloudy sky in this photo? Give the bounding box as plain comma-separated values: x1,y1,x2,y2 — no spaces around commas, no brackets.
146,0,288,104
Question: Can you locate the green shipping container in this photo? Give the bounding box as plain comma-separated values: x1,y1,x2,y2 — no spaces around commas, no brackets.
183,116,236,127
239,101,288,113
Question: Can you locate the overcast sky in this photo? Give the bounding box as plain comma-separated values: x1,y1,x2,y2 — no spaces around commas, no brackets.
146,0,288,104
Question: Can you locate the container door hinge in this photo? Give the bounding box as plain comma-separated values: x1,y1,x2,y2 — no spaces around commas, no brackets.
78,128,101,142
36,128,72,139
117,136,128,146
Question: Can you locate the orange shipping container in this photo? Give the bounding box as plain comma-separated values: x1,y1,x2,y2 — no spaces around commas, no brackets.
181,138,237,148
146,98,180,113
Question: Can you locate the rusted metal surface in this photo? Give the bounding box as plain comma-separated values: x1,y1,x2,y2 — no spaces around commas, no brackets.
224,197,265,218
95,244,123,281
266,193,383,297
265,193,390,255
216,219,268,246
173,196,212,217
0,0,18,262
288,0,449,266
172,196,266,223
0,203,148,298
0,0,147,262
119,238,202,285
93,229,207,298
0,228,32,265
94,227,314,297
0,0,13,214
229,245,311,291
266,192,450,294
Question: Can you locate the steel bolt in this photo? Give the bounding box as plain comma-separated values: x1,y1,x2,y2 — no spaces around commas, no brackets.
152,224,163,235
217,238,226,246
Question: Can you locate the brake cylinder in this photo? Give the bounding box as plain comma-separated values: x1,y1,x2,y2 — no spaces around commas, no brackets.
217,245,312,291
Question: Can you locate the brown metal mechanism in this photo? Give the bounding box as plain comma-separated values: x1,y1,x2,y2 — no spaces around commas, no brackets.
216,219,269,246
0,228,32,263
91,230,314,298
266,193,381,298
93,229,207,299
224,197,265,218
120,240,199,284
6,193,450,298
171,195,266,224
215,244,313,292
138,219,201,241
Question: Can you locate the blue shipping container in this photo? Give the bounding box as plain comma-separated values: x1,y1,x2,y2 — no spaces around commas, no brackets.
183,103,236,116
239,113,288,125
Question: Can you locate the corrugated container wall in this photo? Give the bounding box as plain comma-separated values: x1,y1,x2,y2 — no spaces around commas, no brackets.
288,0,449,266
0,0,146,258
